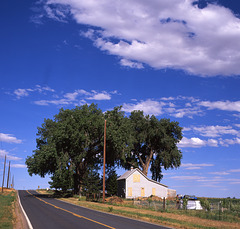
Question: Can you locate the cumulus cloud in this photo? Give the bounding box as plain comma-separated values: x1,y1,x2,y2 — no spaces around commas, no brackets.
36,0,240,76
120,59,144,69
199,100,240,112
122,99,165,116
34,89,116,106
0,133,22,144
219,137,240,146
87,92,111,100
178,137,218,148
11,164,27,168
188,125,240,137
14,85,55,99
0,149,22,161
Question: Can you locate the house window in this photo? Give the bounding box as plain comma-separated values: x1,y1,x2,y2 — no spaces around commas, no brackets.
141,187,145,197
128,187,132,197
152,188,156,196
133,174,140,182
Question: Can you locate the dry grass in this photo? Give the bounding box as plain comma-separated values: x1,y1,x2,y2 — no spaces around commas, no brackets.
59,197,240,229
36,190,240,228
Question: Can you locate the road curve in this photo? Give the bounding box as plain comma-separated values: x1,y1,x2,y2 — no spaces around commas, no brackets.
18,190,171,229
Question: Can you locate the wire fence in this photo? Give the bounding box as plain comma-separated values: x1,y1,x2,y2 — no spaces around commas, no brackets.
131,197,240,222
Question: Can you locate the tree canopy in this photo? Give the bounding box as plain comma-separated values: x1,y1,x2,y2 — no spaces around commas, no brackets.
26,104,182,193
126,111,183,181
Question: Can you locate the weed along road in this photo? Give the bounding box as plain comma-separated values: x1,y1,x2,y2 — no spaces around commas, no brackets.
18,190,169,229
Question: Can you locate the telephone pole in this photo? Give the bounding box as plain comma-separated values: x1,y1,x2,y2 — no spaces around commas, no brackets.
2,155,6,192
103,120,106,203
6,161,10,189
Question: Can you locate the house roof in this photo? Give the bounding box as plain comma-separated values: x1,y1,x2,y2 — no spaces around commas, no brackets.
117,168,168,188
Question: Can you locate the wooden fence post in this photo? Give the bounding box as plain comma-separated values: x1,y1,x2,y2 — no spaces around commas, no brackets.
163,197,166,211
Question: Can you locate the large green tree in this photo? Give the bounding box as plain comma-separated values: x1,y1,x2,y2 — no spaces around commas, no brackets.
125,110,183,181
26,104,129,194
26,104,182,193
26,104,105,194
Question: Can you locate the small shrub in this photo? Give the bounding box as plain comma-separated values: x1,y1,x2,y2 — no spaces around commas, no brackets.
200,198,210,211
108,207,113,212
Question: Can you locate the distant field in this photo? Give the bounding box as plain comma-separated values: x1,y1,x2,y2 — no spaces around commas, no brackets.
0,188,16,229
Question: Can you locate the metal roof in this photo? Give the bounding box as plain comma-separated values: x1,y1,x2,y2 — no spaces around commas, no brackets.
117,168,168,188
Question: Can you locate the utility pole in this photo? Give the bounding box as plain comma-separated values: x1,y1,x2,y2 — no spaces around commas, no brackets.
6,161,10,189
2,155,6,192
103,120,106,203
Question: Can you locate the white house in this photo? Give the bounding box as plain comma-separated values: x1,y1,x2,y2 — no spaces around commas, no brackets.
117,168,176,199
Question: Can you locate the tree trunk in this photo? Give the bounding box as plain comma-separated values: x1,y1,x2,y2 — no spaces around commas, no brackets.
141,149,154,176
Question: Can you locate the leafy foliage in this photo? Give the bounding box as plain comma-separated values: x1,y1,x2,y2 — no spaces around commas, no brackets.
81,167,101,195
26,104,183,193
26,104,104,193
106,169,118,196
125,111,183,181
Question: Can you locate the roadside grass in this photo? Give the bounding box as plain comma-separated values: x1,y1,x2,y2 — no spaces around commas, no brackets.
0,189,16,229
37,190,240,229
58,197,240,229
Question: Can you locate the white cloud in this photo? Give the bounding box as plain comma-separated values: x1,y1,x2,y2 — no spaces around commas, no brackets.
34,99,72,106
87,92,111,100
11,164,27,168
120,59,144,69
38,0,240,76
199,100,240,112
14,85,55,99
14,89,30,99
209,171,230,175
0,133,22,144
34,89,117,106
170,175,205,180
178,137,218,148
187,125,240,138
219,137,240,146
122,99,165,116
168,107,202,118
228,169,240,173
0,149,22,161
182,163,214,170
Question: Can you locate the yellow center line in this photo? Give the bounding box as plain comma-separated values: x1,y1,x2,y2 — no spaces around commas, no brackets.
26,190,115,229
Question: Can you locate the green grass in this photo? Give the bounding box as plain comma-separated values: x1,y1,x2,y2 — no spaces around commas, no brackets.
0,191,16,229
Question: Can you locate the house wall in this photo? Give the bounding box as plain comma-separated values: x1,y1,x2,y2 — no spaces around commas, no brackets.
125,170,168,199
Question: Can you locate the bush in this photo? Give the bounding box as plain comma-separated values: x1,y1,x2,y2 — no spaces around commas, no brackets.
108,207,113,212
200,198,210,211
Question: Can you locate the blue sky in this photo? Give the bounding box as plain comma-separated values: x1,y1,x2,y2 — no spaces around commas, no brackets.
1,0,240,198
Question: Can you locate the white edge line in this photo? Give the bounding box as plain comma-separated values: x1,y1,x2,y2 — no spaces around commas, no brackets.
17,190,34,229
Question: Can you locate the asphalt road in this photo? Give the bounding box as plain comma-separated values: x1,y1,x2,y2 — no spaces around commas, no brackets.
18,190,171,229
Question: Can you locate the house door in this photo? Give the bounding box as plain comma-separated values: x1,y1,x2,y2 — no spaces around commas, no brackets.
141,187,145,197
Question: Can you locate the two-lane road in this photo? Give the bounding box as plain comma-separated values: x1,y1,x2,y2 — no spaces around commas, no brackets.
18,190,171,229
